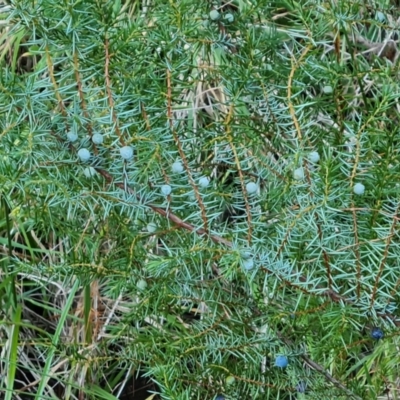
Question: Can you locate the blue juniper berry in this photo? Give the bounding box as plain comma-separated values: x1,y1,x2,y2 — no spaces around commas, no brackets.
371,327,384,340
275,355,288,368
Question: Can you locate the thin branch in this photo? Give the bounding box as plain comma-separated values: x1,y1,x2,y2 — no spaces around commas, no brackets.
104,36,125,146
166,68,210,233
225,104,253,244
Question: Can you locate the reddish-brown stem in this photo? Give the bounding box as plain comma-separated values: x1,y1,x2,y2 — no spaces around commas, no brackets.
104,37,125,146
73,52,97,153
96,168,227,246
370,203,400,308
166,68,209,233
225,104,253,244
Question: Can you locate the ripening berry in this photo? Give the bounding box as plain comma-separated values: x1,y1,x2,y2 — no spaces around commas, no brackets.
246,182,258,194
171,161,184,174
161,184,172,196
308,151,320,163
275,355,288,368
353,183,365,195
187,191,196,201
293,167,304,180
67,131,78,142
78,148,91,162
120,146,134,160
375,11,386,22
371,327,384,340
209,9,220,20
224,13,234,23
92,133,104,144
137,279,148,291
323,85,333,94
199,176,210,188
243,258,254,270
241,251,252,260
83,167,97,178
146,222,157,233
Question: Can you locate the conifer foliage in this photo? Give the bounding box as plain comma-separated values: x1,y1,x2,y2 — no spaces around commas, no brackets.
0,0,400,399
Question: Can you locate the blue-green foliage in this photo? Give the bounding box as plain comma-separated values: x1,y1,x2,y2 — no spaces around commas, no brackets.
0,0,399,399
